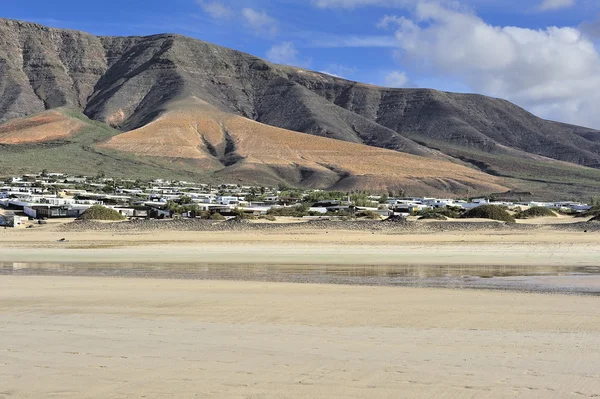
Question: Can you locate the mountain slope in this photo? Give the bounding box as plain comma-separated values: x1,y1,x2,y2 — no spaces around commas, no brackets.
1,18,600,196
98,99,507,194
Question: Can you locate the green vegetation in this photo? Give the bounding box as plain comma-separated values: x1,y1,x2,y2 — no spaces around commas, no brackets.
267,205,312,217
515,206,556,219
303,191,377,207
416,206,463,219
422,139,600,199
461,205,516,222
0,109,219,182
210,213,226,220
77,205,126,221
231,209,256,220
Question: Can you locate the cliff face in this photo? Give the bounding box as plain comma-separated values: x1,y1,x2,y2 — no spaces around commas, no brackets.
0,19,107,120
1,18,600,196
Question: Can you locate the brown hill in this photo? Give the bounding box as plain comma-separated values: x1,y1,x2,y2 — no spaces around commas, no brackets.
98,100,507,194
0,109,85,144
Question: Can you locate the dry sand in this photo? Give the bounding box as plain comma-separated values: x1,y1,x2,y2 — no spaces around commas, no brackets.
1,276,600,398
1,226,599,267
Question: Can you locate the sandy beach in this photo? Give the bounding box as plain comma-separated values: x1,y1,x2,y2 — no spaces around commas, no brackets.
1,276,600,398
2,221,600,397
1,221,599,267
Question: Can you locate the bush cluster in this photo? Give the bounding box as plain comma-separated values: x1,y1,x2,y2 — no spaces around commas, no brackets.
515,206,556,219
461,205,516,222
416,206,462,219
268,205,313,217
354,210,381,219
77,205,126,221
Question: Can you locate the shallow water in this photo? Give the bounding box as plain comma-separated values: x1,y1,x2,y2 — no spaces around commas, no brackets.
2,262,600,295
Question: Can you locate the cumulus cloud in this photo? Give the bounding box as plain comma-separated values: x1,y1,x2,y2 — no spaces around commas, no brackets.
266,42,312,67
242,8,278,37
197,1,233,19
537,0,575,11
382,1,600,128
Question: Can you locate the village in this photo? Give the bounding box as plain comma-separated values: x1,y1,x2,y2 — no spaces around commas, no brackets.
0,171,596,227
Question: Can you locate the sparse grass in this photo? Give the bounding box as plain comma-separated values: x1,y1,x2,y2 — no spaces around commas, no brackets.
416,206,463,219
419,140,600,198
355,210,381,220
77,205,126,221
515,206,556,219
0,109,218,182
461,205,516,222
418,213,447,220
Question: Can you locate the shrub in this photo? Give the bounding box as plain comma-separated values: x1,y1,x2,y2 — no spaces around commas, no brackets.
355,210,381,219
210,213,226,220
461,205,515,222
516,206,556,219
259,215,277,221
326,210,352,217
232,209,256,220
416,206,462,219
77,205,126,221
268,205,310,217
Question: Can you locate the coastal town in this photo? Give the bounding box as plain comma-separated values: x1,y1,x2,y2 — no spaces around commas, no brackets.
0,171,596,227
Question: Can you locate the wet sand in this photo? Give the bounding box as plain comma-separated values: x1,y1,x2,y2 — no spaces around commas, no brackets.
1,227,599,267
2,276,600,398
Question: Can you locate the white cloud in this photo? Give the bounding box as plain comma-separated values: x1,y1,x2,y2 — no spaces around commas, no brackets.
310,34,397,48
384,71,411,87
312,0,408,8
266,42,312,67
537,0,575,11
320,64,358,78
197,1,233,19
242,8,278,37
383,1,600,128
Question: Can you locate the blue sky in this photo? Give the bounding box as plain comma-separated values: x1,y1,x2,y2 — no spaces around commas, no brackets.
3,0,600,127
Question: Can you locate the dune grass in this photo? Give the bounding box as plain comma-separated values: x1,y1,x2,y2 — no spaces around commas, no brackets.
461,205,516,223
77,205,126,221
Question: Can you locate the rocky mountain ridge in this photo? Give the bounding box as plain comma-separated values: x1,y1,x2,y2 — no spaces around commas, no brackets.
1,18,600,196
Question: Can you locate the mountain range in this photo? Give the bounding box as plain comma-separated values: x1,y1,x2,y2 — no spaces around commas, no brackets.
1,18,600,197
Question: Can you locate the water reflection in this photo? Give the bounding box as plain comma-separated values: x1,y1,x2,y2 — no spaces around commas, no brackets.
2,261,600,280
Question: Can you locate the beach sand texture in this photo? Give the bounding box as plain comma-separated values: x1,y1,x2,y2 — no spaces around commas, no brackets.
1,276,600,398
2,224,600,398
